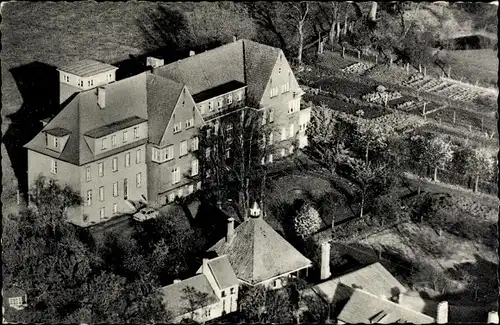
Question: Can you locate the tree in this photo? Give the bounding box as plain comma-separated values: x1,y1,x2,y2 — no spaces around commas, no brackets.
305,104,353,175
28,175,82,236
463,147,495,192
181,286,210,322
407,133,429,194
286,2,310,67
238,285,295,323
293,201,323,239
352,120,394,165
347,158,387,218
422,135,453,182
243,2,289,50
198,109,277,219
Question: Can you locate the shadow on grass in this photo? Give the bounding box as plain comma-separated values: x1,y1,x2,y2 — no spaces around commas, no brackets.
4,62,61,196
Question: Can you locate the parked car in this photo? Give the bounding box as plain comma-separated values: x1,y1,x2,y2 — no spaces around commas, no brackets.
133,207,160,222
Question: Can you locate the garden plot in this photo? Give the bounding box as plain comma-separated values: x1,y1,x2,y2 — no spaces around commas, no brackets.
340,62,375,75
304,94,389,119
362,88,402,105
424,107,496,133
311,77,374,99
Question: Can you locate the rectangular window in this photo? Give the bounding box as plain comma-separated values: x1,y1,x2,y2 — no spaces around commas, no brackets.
262,110,267,125
125,152,130,167
54,137,59,148
136,173,142,188
191,159,199,176
111,135,117,147
230,287,235,295
113,203,118,213
136,149,142,164
51,159,58,174
281,127,287,141
102,137,107,150
288,99,300,114
173,122,182,133
152,148,160,162
268,154,273,163
205,309,211,317
98,162,104,177
85,166,91,182
289,124,295,138
227,94,233,104
269,108,274,123
112,157,118,172
214,121,220,135
180,141,188,156
166,145,174,161
100,207,105,219
123,131,128,143
99,186,104,201
217,98,223,108
198,104,205,115
172,167,180,184
113,182,118,197
191,137,199,151
269,132,274,145
282,81,290,93
208,101,214,112
237,91,243,102
86,190,92,206
133,127,139,139
9,297,22,306
270,86,279,98
185,118,194,129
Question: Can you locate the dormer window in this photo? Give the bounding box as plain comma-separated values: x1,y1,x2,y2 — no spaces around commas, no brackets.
237,91,243,102
227,94,233,104
217,98,223,109
173,122,182,134
54,137,59,148
133,127,139,139
102,138,107,150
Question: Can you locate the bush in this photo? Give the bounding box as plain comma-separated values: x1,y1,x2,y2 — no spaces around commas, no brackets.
371,194,401,225
293,201,323,239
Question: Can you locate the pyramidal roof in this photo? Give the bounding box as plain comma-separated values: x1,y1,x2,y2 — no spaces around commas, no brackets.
209,214,312,285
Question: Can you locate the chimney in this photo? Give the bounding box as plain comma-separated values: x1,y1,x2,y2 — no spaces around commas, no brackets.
397,293,404,304
97,87,106,108
233,35,237,43
201,258,209,275
249,202,261,218
320,241,331,280
226,217,235,243
488,311,499,324
436,301,448,324
189,50,195,57
146,57,164,68
173,279,182,284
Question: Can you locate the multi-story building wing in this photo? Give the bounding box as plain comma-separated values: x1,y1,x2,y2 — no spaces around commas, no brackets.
146,74,204,206
25,61,149,226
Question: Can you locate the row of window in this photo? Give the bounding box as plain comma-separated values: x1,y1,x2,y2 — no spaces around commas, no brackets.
151,137,198,163
198,90,244,115
86,174,141,206
101,127,140,151
288,98,301,114
270,81,290,98
261,109,275,125
220,287,236,298
166,181,202,203
173,117,194,134
63,73,113,86
83,149,142,181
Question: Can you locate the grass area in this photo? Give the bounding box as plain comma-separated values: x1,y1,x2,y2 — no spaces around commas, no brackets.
311,77,375,99
264,173,358,235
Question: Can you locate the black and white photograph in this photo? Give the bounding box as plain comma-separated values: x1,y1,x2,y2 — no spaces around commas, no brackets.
1,1,498,323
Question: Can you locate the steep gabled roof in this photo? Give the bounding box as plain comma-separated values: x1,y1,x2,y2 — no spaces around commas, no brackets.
206,255,239,290
243,40,281,106
311,262,407,303
152,39,281,108
209,216,312,285
146,74,185,145
159,274,220,318
338,289,435,324
25,72,148,165
153,40,245,96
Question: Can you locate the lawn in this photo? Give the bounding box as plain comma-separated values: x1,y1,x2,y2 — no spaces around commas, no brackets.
264,173,359,235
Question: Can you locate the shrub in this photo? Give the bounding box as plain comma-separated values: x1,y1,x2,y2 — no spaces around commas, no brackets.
371,195,401,225
293,202,323,239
